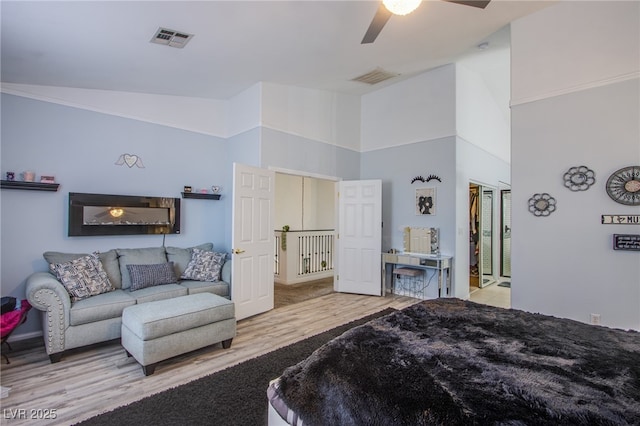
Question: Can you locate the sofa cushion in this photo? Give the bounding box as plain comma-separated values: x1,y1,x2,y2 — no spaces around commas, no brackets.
49,253,114,302
44,249,121,289
128,283,187,305
69,289,135,326
181,249,226,282
116,247,167,290
179,280,230,298
127,262,177,291
165,243,214,278
96,250,121,289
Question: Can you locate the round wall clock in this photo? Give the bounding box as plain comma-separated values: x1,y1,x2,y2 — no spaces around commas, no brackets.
605,166,640,206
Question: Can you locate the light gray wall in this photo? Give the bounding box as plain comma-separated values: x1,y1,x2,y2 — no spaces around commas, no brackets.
1,94,230,336
361,137,456,299
224,127,262,249
260,127,360,180
510,1,640,330
511,79,640,330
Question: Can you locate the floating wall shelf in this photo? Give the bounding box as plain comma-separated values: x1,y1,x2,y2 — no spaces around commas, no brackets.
1,180,60,192
181,192,221,200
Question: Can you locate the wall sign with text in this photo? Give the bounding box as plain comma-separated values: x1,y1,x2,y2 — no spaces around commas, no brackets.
601,215,640,225
613,234,640,251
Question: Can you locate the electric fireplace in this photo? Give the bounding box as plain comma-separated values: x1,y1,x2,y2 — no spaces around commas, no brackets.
68,192,180,236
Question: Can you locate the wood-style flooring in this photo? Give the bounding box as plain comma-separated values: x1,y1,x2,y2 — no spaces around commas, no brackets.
0,292,418,426
274,277,334,308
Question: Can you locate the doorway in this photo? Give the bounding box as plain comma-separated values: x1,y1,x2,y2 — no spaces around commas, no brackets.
273,171,338,307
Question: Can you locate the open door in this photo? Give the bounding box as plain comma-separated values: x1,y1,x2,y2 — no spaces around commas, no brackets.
335,179,382,296
231,163,275,320
479,188,495,287
501,189,512,278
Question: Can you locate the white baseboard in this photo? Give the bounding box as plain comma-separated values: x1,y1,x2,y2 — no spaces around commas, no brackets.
6,330,42,343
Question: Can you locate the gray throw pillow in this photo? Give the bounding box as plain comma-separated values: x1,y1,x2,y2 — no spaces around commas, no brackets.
43,250,122,288
165,243,214,278
127,262,177,291
49,253,114,301
181,249,226,282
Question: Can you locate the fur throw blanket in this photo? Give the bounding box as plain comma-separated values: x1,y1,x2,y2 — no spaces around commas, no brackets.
276,299,640,425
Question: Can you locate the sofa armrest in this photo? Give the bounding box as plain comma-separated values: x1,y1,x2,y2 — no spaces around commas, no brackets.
25,272,71,356
221,260,231,284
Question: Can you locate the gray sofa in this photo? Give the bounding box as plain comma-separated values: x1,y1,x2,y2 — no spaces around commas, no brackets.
25,243,230,363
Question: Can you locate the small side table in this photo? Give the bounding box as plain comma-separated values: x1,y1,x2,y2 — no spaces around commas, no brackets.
1,300,31,364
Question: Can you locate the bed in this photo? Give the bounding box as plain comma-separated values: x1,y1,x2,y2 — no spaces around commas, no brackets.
267,298,640,425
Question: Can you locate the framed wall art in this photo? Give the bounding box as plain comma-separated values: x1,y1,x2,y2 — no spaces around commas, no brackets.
415,187,436,215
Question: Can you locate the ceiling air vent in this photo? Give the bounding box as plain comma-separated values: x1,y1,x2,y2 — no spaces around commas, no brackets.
150,27,194,48
351,68,399,85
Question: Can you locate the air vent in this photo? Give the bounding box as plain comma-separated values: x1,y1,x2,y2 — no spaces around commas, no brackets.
351,68,399,85
150,27,194,48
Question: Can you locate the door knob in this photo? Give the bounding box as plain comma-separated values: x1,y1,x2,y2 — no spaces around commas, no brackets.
232,248,245,254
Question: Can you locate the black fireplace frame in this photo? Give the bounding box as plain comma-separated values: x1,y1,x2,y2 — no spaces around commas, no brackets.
68,192,180,236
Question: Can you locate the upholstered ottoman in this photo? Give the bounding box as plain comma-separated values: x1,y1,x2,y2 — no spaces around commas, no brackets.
121,293,236,375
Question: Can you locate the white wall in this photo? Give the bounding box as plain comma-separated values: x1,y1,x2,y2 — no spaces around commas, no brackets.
275,174,335,231
510,1,639,106
361,64,456,152
261,82,361,151
456,60,510,163
511,1,640,330
1,83,228,137
228,83,262,138
303,178,335,230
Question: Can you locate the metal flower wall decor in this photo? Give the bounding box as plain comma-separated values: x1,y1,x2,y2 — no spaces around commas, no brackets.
528,193,557,217
563,166,595,191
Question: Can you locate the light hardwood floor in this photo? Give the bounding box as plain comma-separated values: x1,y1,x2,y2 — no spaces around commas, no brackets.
0,292,418,426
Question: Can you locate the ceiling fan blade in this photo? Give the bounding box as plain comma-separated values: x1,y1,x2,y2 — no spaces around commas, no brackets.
361,3,393,44
442,0,491,9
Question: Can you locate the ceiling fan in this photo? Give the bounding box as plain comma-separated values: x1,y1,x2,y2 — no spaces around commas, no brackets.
361,0,491,44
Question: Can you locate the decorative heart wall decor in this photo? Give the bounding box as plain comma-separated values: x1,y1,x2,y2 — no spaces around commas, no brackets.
115,153,145,168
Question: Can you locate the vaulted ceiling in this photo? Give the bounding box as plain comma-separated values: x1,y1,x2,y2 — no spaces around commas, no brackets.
1,1,552,100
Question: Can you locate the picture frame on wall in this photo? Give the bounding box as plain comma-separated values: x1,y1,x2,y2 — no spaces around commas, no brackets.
415,187,436,215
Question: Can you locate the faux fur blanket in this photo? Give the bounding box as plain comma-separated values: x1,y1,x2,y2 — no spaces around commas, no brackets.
276,299,640,425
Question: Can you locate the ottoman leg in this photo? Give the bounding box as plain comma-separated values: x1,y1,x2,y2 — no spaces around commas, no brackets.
222,338,233,349
143,363,158,376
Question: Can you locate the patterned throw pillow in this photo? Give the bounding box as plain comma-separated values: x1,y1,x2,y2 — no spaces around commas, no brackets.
181,249,226,282
127,262,177,291
50,253,114,302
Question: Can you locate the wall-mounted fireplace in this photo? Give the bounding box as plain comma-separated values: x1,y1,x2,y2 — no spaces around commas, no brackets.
69,193,180,236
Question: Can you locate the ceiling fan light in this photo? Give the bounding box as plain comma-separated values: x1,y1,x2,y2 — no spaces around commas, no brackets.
382,0,422,16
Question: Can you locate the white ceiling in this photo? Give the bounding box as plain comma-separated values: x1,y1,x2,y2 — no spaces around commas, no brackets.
1,0,552,100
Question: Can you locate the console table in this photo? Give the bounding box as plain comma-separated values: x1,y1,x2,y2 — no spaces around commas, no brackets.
382,253,452,298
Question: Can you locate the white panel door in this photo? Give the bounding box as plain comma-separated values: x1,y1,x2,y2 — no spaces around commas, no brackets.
231,163,275,320
336,180,382,296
